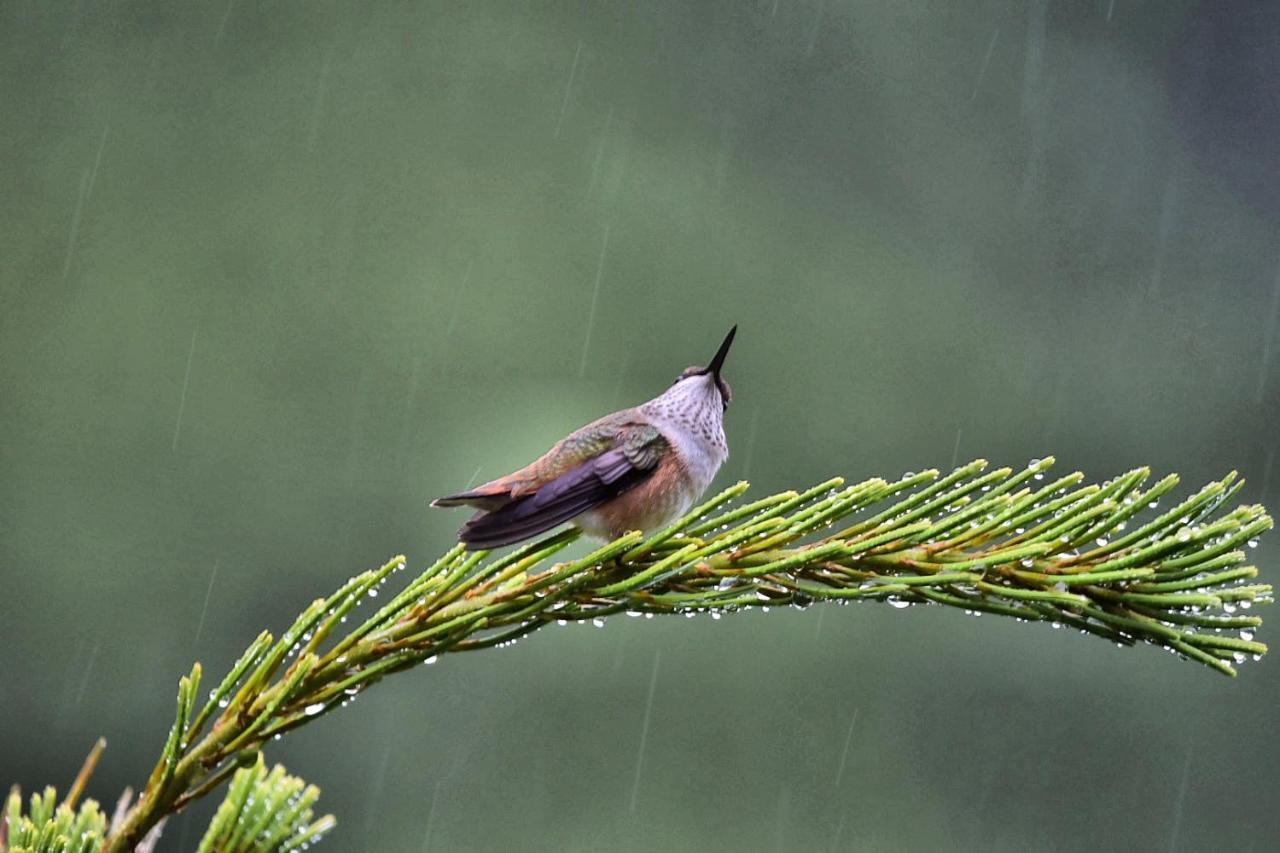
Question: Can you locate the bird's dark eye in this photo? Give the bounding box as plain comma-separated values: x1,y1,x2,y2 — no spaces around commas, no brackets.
716,378,732,408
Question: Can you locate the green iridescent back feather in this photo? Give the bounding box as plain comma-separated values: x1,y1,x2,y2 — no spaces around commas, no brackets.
481,412,667,499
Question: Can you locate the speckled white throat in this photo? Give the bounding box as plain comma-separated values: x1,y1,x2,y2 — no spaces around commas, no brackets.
639,372,729,501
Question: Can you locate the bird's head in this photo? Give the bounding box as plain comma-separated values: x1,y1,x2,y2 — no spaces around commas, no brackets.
662,325,736,412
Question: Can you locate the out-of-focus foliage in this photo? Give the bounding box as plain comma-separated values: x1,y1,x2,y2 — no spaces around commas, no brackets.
1,787,105,853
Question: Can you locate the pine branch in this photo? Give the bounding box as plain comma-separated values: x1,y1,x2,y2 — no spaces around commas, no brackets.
97,457,1271,850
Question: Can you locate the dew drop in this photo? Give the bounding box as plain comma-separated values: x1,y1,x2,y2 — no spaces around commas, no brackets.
305,703,326,716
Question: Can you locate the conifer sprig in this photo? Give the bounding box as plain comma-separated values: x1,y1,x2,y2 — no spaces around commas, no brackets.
86,458,1270,850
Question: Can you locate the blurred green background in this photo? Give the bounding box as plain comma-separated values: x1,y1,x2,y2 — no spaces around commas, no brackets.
3,1,1279,850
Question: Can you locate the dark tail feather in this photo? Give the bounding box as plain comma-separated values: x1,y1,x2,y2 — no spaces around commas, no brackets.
457,496,592,549
458,464,650,549
430,490,511,511
447,448,653,549
431,492,479,507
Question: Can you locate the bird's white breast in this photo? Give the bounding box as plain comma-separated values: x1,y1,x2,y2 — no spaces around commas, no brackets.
642,403,728,500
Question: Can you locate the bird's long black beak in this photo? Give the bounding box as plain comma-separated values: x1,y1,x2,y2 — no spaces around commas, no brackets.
706,325,737,380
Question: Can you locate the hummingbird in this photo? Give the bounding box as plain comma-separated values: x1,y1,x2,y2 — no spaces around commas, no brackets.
431,326,737,549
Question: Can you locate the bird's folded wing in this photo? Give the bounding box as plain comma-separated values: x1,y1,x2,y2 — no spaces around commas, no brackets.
458,424,667,548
